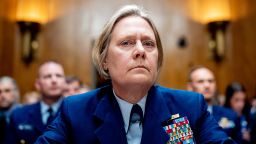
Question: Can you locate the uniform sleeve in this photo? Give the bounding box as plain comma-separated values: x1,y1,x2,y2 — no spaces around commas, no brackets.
35,100,70,144
195,94,237,144
3,109,20,144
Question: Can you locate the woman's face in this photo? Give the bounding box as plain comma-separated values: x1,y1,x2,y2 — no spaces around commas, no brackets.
105,16,158,88
230,91,246,114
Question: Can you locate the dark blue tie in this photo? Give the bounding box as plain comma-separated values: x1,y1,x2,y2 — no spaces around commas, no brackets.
127,104,143,144
46,107,54,125
129,104,143,126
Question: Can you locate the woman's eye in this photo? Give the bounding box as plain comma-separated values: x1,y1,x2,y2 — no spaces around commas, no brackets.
120,40,134,46
143,40,155,47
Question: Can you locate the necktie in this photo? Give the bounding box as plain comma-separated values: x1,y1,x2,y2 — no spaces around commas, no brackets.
46,107,54,125
127,104,143,144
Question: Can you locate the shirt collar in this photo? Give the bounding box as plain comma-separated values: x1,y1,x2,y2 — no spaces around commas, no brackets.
40,98,62,115
113,89,147,133
207,105,213,114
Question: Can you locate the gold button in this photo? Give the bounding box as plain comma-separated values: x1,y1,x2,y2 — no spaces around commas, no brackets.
20,139,26,144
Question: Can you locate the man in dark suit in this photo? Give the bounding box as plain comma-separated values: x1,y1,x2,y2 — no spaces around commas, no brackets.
187,66,241,142
0,76,20,143
36,5,235,144
5,61,66,144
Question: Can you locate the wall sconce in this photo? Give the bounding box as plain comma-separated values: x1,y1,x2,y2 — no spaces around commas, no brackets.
202,0,231,62
207,20,229,62
190,0,231,62
17,21,41,64
16,0,47,64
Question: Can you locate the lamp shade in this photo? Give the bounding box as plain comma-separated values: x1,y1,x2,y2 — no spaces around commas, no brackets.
16,0,48,24
189,0,231,24
200,0,231,24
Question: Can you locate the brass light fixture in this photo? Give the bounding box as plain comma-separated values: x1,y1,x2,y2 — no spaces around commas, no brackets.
16,0,47,64
201,0,231,62
17,21,41,64
207,20,229,62
190,0,231,62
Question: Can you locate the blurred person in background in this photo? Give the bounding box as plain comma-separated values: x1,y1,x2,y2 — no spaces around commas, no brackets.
63,75,90,97
224,82,251,143
187,66,242,143
5,61,66,144
0,76,20,119
0,76,20,143
22,91,41,105
251,96,256,115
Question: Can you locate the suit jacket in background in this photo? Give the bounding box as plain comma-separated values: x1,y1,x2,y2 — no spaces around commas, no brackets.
4,102,59,144
0,110,6,143
35,85,236,144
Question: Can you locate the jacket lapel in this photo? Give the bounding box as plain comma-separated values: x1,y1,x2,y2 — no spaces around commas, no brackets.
94,88,127,144
141,85,170,144
28,102,45,133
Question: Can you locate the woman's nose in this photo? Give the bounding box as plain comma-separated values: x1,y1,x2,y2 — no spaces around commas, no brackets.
133,41,145,59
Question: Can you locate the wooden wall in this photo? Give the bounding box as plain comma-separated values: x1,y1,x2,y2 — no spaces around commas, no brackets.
0,0,16,76
228,0,256,98
0,0,255,99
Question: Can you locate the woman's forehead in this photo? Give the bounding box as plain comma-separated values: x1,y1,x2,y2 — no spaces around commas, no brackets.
111,16,155,39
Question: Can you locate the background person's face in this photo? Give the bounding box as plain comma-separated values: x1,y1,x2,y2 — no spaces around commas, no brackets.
63,81,80,97
105,16,158,88
0,82,16,109
36,63,65,99
230,91,246,114
189,68,216,101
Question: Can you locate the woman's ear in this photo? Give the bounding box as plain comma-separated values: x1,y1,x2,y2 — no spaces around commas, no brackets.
103,61,108,70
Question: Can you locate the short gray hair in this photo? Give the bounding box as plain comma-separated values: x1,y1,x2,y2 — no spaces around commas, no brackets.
0,76,20,103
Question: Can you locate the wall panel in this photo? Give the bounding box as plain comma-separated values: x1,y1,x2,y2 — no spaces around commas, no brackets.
0,0,17,76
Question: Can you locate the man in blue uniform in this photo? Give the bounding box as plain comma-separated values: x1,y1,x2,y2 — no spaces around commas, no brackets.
0,76,20,143
5,61,66,144
187,66,241,142
35,5,236,144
